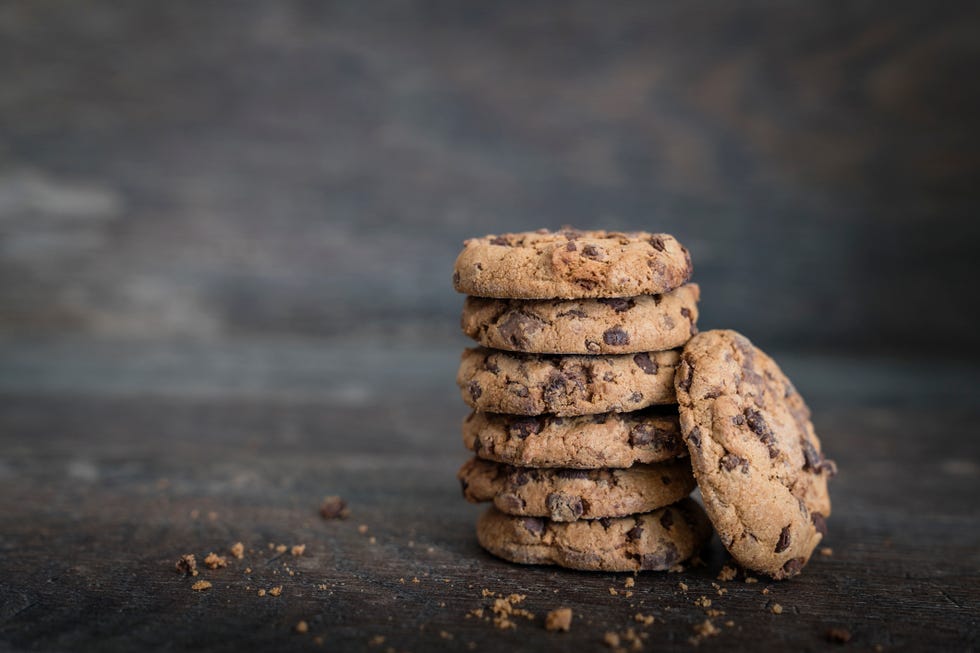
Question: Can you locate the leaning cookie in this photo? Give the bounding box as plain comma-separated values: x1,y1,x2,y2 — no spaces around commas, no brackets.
458,347,679,416
476,499,712,572
461,284,699,354
453,228,693,299
675,330,837,580
462,409,686,469
458,457,696,521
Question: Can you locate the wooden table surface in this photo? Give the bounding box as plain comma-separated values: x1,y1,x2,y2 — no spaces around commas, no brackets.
1,338,977,652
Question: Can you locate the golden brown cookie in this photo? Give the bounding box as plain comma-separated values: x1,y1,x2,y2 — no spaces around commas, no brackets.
458,457,696,521
458,347,679,416
461,284,699,354
475,499,712,571
462,408,686,469
453,228,693,299
675,330,837,580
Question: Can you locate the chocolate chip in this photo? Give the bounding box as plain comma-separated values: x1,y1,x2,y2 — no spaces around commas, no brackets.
633,353,658,375
688,427,702,449
542,372,568,405
597,297,635,312
508,417,542,439
452,270,460,285
585,339,601,353
508,382,529,398
745,408,779,458
629,391,644,403
555,469,589,480
565,241,577,252
626,525,644,541
483,358,500,373
649,236,666,251
498,493,524,512
781,557,805,577
680,307,692,320
598,517,612,529
557,308,587,318
677,356,694,391
811,512,828,536
659,510,674,530
582,244,601,259
603,327,630,346
661,475,671,485
490,235,509,246
775,525,791,553
510,471,529,486
467,381,482,401
640,542,679,570
802,438,838,476
602,371,614,381
826,628,851,644
719,453,749,473
497,312,538,350
591,413,608,424
732,414,745,426
629,424,657,447
546,493,584,521
521,517,545,536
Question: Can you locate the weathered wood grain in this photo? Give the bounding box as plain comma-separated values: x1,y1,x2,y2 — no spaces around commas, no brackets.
0,342,977,651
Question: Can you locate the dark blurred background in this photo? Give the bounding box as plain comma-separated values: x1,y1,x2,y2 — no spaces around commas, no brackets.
2,1,979,365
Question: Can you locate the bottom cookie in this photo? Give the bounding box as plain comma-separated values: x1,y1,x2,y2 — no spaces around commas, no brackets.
476,498,712,572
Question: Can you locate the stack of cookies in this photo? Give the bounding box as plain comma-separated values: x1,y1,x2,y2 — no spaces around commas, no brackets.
452,228,837,579
453,228,712,572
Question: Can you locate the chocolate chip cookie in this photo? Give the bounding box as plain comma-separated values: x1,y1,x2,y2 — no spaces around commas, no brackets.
476,498,712,571
462,408,687,469
461,283,699,354
675,330,837,579
458,347,679,416
453,228,693,299
458,457,696,521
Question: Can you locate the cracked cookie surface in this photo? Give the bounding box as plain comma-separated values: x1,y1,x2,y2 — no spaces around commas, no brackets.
461,283,699,354
476,498,711,571
462,408,687,468
458,347,679,416
453,228,693,299
458,457,696,521
675,330,836,579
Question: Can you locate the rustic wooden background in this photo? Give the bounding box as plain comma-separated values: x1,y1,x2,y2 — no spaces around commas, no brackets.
1,2,978,651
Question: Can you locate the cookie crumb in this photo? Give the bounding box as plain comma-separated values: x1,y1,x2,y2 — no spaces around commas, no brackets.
176,554,198,577
603,631,620,648
761,587,770,595
624,577,635,588
203,552,228,569
230,542,245,559
678,582,689,592
634,613,654,626
257,589,266,597
481,588,494,597
313,636,324,645
294,621,309,634
609,587,618,596
439,630,453,640
706,609,726,618
291,544,306,557
770,603,783,614
274,544,287,554
369,536,377,544
724,620,735,627
191,580,212,591
819,547,833,557
368,635,385,646
826,628,852,643
694,596,711,608
717,565,738,581
468,608,484,619
744,576,758,584
689,619,720,644
358,524,369,535
244,567,252,573
412,577,420,584
269,586,283,597
545,608,572,632
320,496,350,519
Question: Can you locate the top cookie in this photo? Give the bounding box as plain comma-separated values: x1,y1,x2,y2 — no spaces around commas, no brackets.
675,330,837,580
453,228,693,299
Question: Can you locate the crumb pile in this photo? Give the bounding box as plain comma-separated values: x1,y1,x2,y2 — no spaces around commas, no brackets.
452,228,836,579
